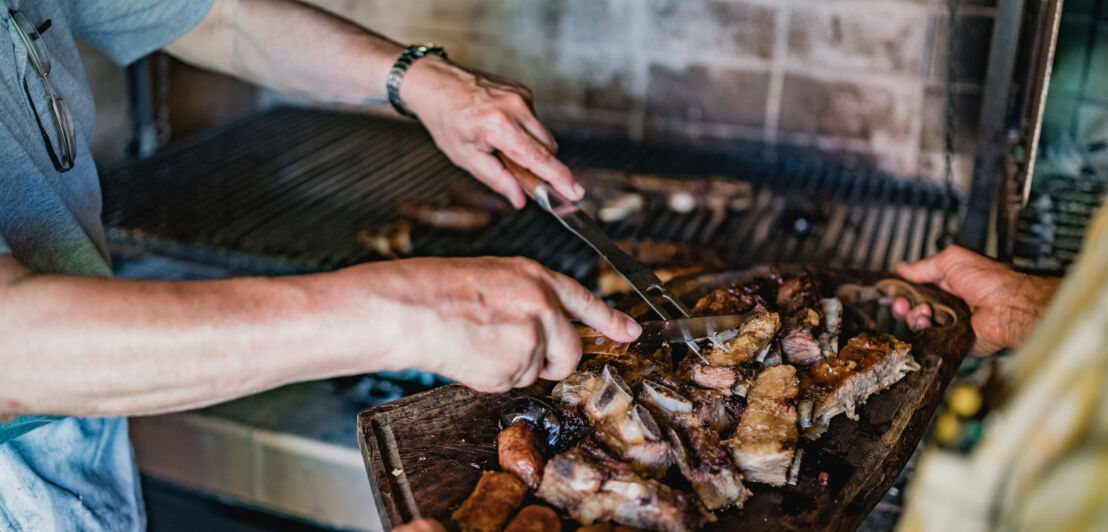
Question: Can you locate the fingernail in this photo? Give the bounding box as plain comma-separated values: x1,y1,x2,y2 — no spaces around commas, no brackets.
625,320,642,338
572,183,586,199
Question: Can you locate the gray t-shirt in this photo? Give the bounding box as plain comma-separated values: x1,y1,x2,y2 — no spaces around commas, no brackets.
0,0,212,529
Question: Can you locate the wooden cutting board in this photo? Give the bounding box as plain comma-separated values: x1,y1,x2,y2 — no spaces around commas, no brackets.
357,267,974,531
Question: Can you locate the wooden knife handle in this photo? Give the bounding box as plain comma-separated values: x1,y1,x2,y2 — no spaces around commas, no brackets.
575,324,631,356
497,152,546,200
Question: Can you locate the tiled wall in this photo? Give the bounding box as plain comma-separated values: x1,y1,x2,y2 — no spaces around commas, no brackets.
307,0,998,191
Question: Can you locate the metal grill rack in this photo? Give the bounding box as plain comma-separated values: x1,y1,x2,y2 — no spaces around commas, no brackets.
1014,172,1107,274
101,107,962,282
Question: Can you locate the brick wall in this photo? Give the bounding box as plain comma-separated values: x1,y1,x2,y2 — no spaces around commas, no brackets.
306,0,997,191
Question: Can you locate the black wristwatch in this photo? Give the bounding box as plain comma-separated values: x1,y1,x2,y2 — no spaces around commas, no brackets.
386,44,447,119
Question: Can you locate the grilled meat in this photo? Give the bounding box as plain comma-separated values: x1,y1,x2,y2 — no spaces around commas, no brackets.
448,179,511,213
776,274,819,313
781,307,822,365
356,220,413,258
725,365,799,487
637,379,750,510
537,441,713,532
559,366,672,477
704,306,780,366
800,332,919,438
597,240,724,296
498,421,545,490
691,276,778,317
451,471,528,532
668,427,751,510
577,525,639,532
688,362,739,393
396,199,493,230
503,505,561,532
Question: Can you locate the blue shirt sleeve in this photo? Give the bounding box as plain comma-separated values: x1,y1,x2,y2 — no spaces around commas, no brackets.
0,233,8,255
65,0,215,65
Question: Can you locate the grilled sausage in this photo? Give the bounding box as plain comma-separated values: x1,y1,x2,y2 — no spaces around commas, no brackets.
396,200,492,230
451,471,527,532
503,505,561,532
497,420,545,490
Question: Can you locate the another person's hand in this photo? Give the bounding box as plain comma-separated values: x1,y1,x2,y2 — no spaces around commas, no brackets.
339,257,640,393
891,246,1060,357
401,57,582,209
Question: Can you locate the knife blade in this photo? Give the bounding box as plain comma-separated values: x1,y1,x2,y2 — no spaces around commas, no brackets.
496,154,728,362
638,312,752,345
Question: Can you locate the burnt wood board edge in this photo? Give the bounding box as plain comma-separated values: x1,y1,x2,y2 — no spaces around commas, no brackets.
357,266,974,530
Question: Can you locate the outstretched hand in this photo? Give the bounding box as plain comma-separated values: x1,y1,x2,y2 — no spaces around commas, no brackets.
891,246,1060,357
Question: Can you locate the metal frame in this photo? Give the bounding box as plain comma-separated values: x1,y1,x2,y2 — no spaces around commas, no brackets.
960,0,1065,258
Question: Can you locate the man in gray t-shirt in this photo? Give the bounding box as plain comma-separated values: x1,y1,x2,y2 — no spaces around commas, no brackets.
0,0,642,529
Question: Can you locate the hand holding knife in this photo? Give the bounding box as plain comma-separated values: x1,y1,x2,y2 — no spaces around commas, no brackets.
497,153,730,362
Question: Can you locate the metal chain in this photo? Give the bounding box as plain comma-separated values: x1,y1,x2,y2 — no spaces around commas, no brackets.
938,0,960,249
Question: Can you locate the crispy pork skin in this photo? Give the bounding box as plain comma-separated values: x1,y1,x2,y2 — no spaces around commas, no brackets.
451,471,528,532
503,505,561,532
537,442,712,532
498,421,545,490
725,365,799,487
800,332,919,438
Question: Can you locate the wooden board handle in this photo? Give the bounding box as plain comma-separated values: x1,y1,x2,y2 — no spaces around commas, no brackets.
496,152,545,199
575,324,631,356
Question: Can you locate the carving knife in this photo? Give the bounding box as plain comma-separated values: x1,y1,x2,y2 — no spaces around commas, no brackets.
498,154,727,362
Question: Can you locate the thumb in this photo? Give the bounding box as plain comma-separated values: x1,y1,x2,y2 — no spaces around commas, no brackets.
897,252,950,285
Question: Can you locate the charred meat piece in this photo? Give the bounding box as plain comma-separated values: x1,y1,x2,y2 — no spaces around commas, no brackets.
800,332,919,439
668,427,751,511
560,366,672,477
775,274,819,313
725,365,799,487
638,380,750,510
576,345,672,390
780,307,822,365
652,376,736,433
704,306,780,366
597,240,724,297
503,505,561,532
498,421,545,490
396,199,493,230
451,471,528,532
688,362,739,393
537,441,713,532
691,276,778,317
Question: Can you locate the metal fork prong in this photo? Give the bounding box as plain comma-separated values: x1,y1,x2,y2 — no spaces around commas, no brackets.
686,341,710,364
708,334,728,351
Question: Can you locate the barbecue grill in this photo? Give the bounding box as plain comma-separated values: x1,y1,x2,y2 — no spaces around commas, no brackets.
100,106,961,281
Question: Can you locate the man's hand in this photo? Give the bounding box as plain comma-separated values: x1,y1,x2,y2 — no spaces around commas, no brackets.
891,246,1060,357
401,58,582,209
349,256,641,393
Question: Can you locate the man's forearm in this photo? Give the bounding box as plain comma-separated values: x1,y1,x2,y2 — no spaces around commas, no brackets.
166,0,409,107
0,258,393,419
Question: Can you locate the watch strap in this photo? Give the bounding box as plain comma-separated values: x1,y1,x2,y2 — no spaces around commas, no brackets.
387,44,447,119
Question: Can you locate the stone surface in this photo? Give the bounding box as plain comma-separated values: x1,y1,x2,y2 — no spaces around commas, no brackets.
920,86,982,154
778,74,918,143
646,63,770,127
646,0,778,60
787,4,929,74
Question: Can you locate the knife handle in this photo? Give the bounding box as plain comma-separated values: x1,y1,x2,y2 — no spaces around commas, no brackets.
497,152,546,200
575,324,630,356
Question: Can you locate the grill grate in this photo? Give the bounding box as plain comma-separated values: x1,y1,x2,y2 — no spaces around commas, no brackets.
101,107,962,282
1014,172,1108,275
